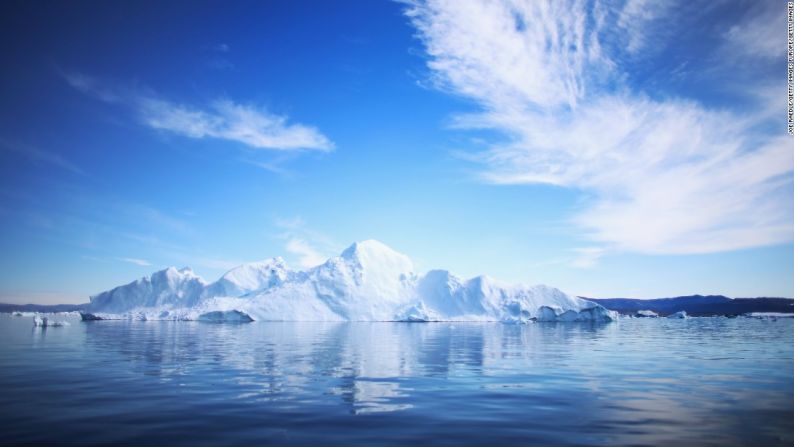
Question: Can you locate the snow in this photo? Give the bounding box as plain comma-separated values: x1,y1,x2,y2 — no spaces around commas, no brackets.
84,240,616,323
667,311,688,319
205,258,290,298
88,266,207,314
395,301,442,322
33,315,70,327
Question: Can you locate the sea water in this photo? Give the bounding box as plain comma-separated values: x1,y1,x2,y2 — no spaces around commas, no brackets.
1,314,792,446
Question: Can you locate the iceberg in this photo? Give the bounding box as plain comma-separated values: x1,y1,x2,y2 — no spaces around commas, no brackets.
667,310,688,319
635,310,659,318
33,315,70,327
82,240,616,323
87,266,208,314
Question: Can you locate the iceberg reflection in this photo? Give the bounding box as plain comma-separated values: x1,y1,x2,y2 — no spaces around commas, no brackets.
82,321,611,414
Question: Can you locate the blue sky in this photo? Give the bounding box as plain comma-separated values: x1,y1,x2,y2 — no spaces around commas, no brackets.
1,0,792,304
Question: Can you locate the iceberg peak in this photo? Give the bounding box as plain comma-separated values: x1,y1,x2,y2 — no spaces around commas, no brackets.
337,239,414,275
341,239,407,260
152,266,204,283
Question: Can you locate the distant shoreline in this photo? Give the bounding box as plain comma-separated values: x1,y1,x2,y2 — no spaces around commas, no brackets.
587,295,794,317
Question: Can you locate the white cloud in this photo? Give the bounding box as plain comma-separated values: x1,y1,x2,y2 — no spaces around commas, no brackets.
616,0,677,54
570,247,606,269
406,0,601,110
722,2,785,60
242,159,294,177
274,217,340,268
285,238,327,268
117,257,152,267
139,98,333,151
64,73,333,151
405,0,794,258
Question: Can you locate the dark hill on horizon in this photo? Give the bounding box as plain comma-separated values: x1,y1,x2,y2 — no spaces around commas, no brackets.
0,303,86,313
586,295,794,316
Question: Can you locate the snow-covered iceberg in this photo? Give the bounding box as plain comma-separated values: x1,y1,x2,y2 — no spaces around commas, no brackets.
81,240,616,323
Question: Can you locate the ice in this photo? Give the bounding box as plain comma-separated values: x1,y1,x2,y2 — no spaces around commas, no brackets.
535,305,615,322
635,310,659,318
667,311,688,319
32,315,70,327
84,240,616,323
205,258,290,298
746,312,794,318
197,310,254,323
395,301,442,322
88,266,208,314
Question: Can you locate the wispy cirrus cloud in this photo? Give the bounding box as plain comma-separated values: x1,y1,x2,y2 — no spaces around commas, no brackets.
202,43,235,70
117,257,151,267
284,238,327,268
0,139,84,175
274,216,341,268
204,43,230,53
405,0,794,260
570,247,606,269
63,72,333,151
616,0,678,54
139,97,333,151
722,2,785,61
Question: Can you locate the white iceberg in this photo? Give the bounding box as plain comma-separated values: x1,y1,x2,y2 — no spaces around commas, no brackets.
635,310,659,318
33,315,70,327
81,240,616,323
667,310,688,319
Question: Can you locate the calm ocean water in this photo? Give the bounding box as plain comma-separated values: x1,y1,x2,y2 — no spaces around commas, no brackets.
0,314,792,446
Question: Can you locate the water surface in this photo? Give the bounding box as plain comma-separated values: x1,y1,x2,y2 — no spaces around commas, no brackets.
1,315,792,446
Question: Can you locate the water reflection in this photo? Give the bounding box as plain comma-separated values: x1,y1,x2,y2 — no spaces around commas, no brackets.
6,316,791,446
80,321,619,414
